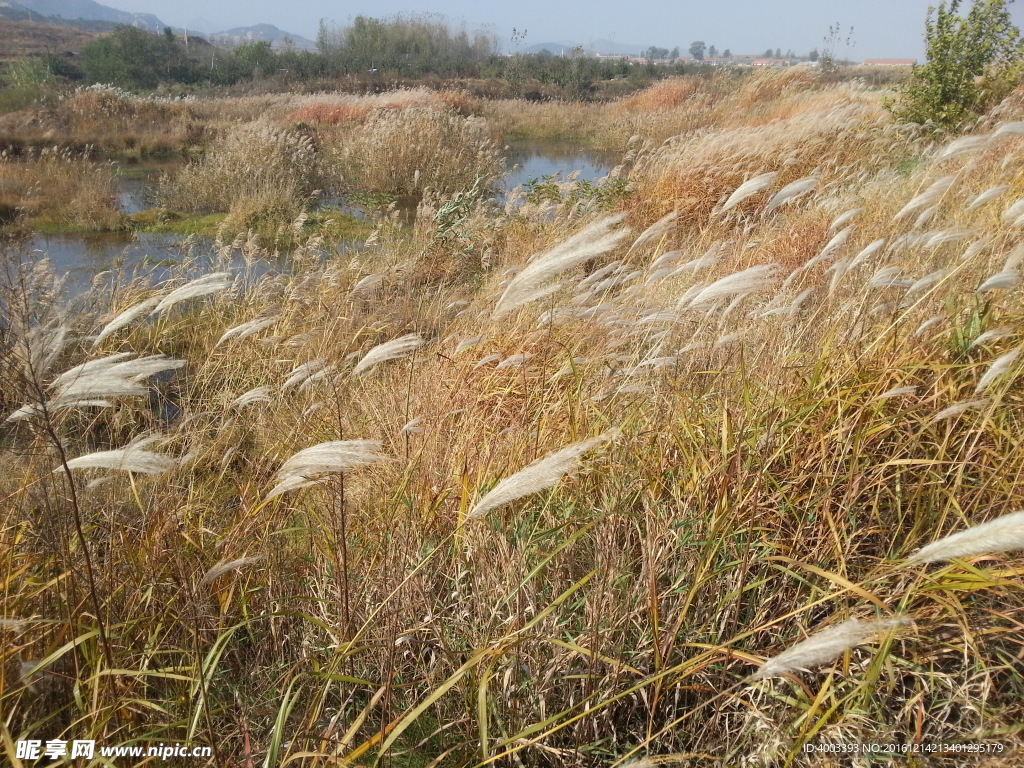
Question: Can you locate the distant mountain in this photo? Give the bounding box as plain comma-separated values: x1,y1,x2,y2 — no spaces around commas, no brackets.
521,39,648,57
209,24,317,52
8,0,165,30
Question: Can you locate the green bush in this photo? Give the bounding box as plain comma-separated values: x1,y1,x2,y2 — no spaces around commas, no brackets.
888,0,1024,129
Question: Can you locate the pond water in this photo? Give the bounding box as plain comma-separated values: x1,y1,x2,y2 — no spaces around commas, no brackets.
21,231,212,286
502,140,617,196
14,141,617,286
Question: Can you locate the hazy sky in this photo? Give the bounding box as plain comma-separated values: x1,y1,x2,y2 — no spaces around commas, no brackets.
105,1,1024,60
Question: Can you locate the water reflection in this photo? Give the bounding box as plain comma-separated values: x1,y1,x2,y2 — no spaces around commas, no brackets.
13,142,618,286
502,140,616,199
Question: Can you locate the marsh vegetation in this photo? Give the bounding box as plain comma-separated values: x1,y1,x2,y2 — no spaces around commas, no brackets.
4,62,1024,767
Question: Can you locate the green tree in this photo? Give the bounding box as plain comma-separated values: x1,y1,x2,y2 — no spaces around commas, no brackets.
689,40,706,60
708,44,718,58
80,25,198,88
890,0,1024,128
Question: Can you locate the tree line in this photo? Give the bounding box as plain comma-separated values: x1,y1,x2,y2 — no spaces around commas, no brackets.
48,16,722,97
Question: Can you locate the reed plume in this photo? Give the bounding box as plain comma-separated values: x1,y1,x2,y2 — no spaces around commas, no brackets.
750,617,913,681
719,171,777,214
466,430,617,521
494,215,629,318
93,296,163,346
352,334,424,376
265,439,385,499
56,435,174,475
906,510,1024,564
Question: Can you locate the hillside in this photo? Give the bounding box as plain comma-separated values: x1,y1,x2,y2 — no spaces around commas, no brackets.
8,0,164,30
209,23,317,52
0,17,96,62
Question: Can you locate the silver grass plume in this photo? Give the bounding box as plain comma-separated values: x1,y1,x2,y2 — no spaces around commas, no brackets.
893,175,955,222
975,347,1021,393
496,353,535,369
401,418,424,434
936,134,991,160
684,264,780,310
201,556,264,585
906,510,1024,565
352,333,424,376
93,296,163,346
495,215,629,318
749,617,912,681
764,176,818,215
628,211,677,254
977,270,1020,292
282,359,327,391
1003,198,1024,224
848,238,886,269
869,266,913,289
815,226,852,264
466,430,617,521
649,249,683,270
576,261,623,291
265,439,385,499
215,315,277,347
828,207,863,234
965,185,1009,211
454,336,483,354
151,272,233,316
56,435,174,475
915,316,944,337
7,353,185,422
993,121,1024,138
474,353,501,369
232,386,273,409
969,327,1013,349
907,269,950,295
930,397,990,423
876,385,918,400
719,171,777,214
350,273,384,298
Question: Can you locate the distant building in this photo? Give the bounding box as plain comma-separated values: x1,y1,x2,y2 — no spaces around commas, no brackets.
862,58,917,66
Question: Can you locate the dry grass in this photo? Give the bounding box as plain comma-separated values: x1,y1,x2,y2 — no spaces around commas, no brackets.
157,123,320,235
4,72,1024,767
328,106,503,197
0,146,122,230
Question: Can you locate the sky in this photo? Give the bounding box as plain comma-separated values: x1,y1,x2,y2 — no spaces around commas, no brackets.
106,0,1024,61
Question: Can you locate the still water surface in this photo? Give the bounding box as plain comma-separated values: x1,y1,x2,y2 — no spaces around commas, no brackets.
14,142,616,285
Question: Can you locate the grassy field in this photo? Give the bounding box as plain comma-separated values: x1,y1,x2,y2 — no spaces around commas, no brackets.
3,70,1024,766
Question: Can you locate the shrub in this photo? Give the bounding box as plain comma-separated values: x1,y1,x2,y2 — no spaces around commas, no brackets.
0,147,122,231
888,0,1024,129
330,107,502,197
159,124,320,219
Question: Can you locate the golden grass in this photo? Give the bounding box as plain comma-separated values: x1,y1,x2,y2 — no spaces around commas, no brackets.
0,146,122,230
5,72,1024,766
